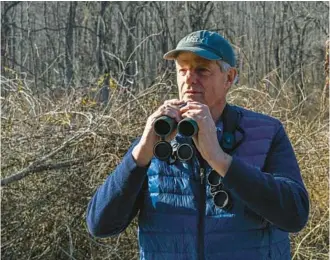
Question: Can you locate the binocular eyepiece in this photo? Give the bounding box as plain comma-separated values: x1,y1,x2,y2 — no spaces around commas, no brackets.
153,141,173,161
207,170,232,210
213,190,231,209
176,143,194,161
153,116,198,162
153,141,195,162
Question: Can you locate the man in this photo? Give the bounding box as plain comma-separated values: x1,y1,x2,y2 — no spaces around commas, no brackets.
86,30,309,260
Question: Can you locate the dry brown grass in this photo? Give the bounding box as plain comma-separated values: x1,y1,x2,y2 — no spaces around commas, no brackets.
1,74,329,260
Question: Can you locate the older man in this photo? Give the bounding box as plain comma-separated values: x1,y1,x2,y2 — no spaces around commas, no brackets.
86,30,309,260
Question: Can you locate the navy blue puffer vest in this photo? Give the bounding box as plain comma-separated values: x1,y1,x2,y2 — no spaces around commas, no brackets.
138,105,291,260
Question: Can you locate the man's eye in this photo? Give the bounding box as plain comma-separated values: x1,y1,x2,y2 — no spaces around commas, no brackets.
197,68,211,75
179,69,187,75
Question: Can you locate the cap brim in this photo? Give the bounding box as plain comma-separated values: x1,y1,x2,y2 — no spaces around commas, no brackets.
163,47,222,61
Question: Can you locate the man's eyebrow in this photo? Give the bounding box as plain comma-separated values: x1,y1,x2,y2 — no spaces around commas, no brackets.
196,63,211,67
176,59,213,67
176,59,189,63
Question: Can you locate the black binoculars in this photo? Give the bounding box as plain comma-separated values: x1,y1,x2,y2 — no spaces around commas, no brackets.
153,116,198,162
207,170,232,210
154,116,198,138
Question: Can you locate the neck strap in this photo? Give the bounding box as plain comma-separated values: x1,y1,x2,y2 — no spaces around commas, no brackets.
220,104,243,154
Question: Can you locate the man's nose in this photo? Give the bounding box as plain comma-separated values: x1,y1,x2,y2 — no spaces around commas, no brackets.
185,70,197,85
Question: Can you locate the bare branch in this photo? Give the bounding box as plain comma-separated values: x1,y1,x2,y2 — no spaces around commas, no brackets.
1,131,89,186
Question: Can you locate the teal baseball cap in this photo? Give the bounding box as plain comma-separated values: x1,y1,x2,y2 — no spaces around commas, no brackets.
163,30,236,67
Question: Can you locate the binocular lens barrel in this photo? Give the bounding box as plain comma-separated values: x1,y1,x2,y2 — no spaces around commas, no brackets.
153,141,173,161
153,116,198,162
207,170,222,187
176,143,194,161
154,116,177,137
213,190,230,209
178,118,198,137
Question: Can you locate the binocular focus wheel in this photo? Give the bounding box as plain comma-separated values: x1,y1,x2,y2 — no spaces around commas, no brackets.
176,143,194,161
153,141,172,161
213,190,230,209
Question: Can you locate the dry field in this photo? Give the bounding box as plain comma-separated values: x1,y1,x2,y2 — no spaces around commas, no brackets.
1,76,329,259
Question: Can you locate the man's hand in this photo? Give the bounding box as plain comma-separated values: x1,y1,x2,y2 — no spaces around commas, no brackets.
132,99,185,166
180,101,232,177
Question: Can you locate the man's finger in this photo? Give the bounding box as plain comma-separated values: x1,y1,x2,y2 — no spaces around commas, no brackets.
164,99,185,105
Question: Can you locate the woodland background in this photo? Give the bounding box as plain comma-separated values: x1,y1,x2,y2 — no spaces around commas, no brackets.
1,1,329,260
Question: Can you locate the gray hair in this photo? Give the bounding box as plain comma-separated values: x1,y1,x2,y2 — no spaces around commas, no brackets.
217,60,238,84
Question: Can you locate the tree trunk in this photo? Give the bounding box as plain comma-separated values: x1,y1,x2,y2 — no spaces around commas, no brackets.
64,1,77,86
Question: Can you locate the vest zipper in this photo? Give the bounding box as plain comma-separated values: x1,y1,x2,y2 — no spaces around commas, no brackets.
200,167,205,184
199,167,206,260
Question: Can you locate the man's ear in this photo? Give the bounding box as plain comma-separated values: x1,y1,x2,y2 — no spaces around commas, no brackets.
224,67,237,92
226,67,237,84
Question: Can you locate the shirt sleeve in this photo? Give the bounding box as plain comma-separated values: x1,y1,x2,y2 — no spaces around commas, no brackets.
222,123,309,233
86,138,149,237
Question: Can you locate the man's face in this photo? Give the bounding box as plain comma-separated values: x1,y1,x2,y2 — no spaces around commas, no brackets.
175,52,230,108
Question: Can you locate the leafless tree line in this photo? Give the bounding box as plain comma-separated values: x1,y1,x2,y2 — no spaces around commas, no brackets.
1,1,329,101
